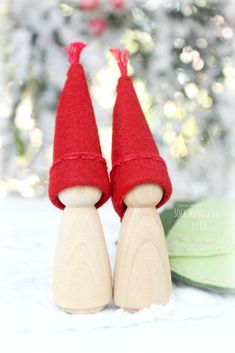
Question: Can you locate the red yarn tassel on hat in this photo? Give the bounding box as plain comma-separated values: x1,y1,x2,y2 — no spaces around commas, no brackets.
110,48,129,77
64,42,87,65
48,41,111,210
109,47,172,219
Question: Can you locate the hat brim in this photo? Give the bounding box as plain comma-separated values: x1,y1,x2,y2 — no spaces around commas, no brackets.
111,157,172,219
49,158,110,209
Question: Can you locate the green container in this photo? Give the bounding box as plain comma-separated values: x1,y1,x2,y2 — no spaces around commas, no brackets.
161,199,235,293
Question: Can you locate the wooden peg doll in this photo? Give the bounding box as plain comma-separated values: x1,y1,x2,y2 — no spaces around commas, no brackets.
110,48,173,311
49,42,112,313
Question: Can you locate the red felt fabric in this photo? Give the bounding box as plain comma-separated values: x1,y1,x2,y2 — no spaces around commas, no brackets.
49,64,110,209
111,76,172,218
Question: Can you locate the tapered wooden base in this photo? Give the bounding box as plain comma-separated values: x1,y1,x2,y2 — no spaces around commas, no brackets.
114,185,172,311
58,305,105,314
53,206,112,313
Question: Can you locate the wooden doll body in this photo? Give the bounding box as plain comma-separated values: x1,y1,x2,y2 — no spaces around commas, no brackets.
114,183,172,311
53,186,112,313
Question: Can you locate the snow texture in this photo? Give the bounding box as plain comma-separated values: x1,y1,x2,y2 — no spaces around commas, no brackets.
0,197,235,353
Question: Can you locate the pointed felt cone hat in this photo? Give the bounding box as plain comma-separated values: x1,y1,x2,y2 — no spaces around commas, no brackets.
49,42,110,209
110,48,172,219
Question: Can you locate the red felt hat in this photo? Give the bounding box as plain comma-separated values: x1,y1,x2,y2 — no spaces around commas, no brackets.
49,42,110,209
110,48,172,219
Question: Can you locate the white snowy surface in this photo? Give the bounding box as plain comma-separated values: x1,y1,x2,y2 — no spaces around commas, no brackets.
1,197,235,353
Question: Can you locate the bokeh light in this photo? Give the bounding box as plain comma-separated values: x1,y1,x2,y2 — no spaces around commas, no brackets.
0,0,235,201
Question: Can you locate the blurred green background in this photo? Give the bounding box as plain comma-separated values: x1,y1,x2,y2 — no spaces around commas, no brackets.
0,0,234,202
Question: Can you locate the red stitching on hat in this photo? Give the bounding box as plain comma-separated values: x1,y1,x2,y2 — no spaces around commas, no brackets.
112,153,166,170
50,152,106,172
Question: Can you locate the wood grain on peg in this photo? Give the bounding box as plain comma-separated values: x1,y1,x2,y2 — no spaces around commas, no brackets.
114,183,172,311
53,186,112,314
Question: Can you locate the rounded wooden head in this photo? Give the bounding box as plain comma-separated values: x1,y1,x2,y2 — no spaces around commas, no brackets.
124,183,163,208
58,186,102,207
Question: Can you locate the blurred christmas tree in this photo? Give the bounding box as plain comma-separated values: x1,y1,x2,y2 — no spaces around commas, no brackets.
0,0,234,200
